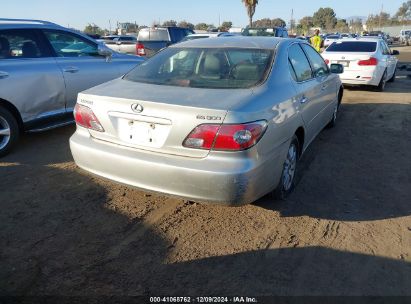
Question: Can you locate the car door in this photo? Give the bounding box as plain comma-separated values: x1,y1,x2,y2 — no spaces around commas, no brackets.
0,28,66,123
300,43,336,128
287,43,323,145
381,41,396,79
42,29,123,111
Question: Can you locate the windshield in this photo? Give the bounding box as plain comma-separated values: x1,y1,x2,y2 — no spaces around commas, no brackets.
326,41,377,52
123,47,273,89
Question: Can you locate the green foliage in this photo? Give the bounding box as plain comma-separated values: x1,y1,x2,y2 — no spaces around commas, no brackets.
195,23,210,31
312,7,337,30
220,21,233,31
84,23,105,36
335,19,348,33
178,20,195,30
162,20,177,27
349,18,363,33
252,18,286,28
395,1,411,22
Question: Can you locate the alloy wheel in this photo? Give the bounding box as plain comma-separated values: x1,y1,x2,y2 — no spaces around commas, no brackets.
282,143,297,191
0,115,11,151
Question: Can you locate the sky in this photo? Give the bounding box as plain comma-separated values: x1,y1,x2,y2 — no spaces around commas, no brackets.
1,0,406,30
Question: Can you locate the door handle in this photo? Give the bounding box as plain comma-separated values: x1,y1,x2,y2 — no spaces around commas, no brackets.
63,67,79,73
300,96,309,104
0,71,9,79
321,84,328,91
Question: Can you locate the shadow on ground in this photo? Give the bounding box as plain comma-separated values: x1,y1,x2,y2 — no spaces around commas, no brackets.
256,102,411,222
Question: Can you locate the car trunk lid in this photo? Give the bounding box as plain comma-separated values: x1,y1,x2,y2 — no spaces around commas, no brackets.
78,78,254,158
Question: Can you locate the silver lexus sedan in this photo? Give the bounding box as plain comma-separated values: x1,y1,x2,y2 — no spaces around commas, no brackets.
70,37,344,205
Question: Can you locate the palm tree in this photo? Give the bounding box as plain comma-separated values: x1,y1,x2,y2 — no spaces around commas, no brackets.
242,0,259,27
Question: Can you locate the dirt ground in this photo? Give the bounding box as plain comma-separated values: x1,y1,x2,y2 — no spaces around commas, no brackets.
1,46,411,298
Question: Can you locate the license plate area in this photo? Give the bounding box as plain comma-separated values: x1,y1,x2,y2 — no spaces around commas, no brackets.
337,60,350,67
117,119,170,148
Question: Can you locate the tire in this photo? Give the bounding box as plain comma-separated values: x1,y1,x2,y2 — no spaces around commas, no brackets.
376,70,387,92
387,68,396,83
0,106,19,157
327,91,342,128
272,135,299,200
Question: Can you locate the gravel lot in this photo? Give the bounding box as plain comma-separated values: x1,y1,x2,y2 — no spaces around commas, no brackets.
1,46,410,297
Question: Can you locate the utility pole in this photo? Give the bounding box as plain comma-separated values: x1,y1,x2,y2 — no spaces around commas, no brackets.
290,9,294,34
378,3,383,29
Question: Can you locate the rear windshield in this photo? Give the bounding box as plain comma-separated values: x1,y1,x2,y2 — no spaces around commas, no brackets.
123,47,273,89
326,41,377,52
137,29,169,41
242,28,278,37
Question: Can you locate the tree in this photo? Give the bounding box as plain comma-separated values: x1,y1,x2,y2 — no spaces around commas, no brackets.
195,23,209,31
178,20,195,30
335,19,349,33
299,16,313,35
84,23,105,36
252,18,273,28
220,21,233,31
242,0,259,27
312,7,337,30
395,1,411,24
252,18,286,28
366,12,391,30
272,18,286,27
349,18,363,34
162,20,177,27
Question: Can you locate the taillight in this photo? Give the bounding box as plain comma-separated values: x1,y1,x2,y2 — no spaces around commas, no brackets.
74,104,104,132
183,121,267,151
324,59,330,65
136,42,146,56
358,57,378,66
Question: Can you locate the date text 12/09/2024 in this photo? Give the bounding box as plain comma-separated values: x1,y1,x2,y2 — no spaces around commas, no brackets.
149,296,258,303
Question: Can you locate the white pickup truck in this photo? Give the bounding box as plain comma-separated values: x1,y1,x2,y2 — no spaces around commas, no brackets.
101,35,139,55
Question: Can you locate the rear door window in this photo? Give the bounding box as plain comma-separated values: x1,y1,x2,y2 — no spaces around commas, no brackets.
326,41,377,52
0,29,49,59
288,44,313,82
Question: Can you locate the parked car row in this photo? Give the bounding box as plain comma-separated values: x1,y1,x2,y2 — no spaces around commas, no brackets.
0,18,144,156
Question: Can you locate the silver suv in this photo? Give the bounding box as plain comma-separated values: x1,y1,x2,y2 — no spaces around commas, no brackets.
0,18,144,156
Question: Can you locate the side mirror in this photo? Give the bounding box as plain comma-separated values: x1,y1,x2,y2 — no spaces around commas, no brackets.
391,50,400,55
97,44,113,61
330,63,344,74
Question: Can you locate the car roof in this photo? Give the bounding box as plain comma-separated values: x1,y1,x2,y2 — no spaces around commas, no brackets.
172,36,286,49
331,38,381,43
0,18,65,30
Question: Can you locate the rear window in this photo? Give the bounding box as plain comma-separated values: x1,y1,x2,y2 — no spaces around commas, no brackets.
123,47,273,89
326,41,377,52
137,29,169,41
243,28,280,37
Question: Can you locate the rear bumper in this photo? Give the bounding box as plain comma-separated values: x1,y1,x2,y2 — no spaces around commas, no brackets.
70,129,286,205
338,68,383,86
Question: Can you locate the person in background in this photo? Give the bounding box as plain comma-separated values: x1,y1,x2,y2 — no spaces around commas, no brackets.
310,29,322,52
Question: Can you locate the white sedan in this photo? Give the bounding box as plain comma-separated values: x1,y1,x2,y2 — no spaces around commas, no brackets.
322,38,399,91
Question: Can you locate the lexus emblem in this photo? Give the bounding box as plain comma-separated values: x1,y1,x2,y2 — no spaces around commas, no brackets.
131,103,144,113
